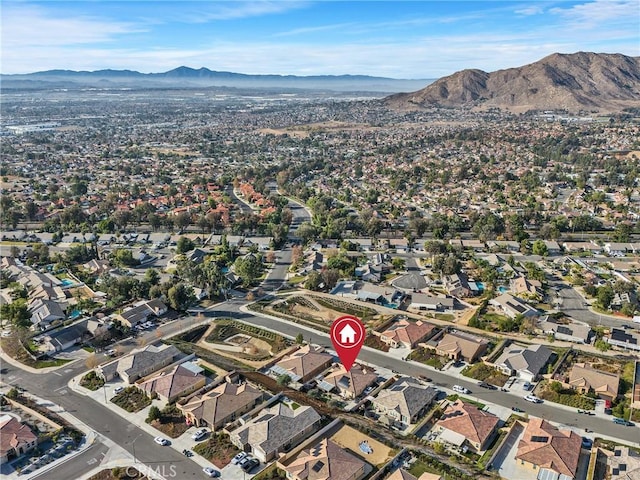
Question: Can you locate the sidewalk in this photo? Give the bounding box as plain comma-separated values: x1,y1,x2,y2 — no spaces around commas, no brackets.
67,373,218,473
0,384,97,480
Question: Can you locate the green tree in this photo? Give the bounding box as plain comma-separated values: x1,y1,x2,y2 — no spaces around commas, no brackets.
597,285,614,310
277,374,292,386
295,333,304,344
167,283,195,311
176,236,195,254
234,254,263,287
305,271,322,291
532,240,548,256
594,339,610,352
144,269,160,286
147,405,161,423
0,299,31,328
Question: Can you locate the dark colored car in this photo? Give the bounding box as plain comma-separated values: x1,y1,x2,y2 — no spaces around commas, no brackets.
242,458,260,472
511,406,525,413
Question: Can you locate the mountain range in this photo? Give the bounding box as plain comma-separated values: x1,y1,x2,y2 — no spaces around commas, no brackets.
0,67,432,94
385,52,640,113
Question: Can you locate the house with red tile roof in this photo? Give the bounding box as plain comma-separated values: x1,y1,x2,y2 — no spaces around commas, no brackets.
433,400,500,453
278,438,369,480
515,418,581,479
0,415,38,463
380,318,435,349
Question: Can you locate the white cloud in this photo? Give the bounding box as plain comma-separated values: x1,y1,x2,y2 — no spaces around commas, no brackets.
0,4,140,48
515,6,544,16
176,1,309,23
549,0,639,26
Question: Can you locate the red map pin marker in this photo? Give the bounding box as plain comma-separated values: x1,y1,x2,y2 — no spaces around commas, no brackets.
330,315,366,372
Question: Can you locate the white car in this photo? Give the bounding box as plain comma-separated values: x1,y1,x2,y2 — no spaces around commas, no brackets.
191,428,208,441
232,452,248,465
154,436,170,446
203,467,220,477
453,385,470,394
524,394,542,403
113,386,124,394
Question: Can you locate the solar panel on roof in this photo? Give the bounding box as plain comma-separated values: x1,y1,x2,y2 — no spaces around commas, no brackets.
312,461,324,472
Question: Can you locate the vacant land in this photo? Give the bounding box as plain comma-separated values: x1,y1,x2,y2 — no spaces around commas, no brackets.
193,433,240,468
330,424,394,467
111,387,151,413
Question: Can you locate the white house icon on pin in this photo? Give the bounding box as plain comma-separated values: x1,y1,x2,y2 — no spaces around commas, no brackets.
339,324,357,344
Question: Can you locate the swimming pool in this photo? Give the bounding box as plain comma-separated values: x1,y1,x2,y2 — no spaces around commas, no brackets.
60,279,74,287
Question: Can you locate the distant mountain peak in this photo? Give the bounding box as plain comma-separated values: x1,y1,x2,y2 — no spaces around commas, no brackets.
385,52,640,113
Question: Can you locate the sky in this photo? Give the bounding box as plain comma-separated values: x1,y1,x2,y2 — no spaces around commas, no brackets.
2,0,639,78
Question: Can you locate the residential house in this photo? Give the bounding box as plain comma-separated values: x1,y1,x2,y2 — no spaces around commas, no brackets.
139,362,206,403
386,469,442,480
229,403,321,462
97,344,183,384
493,344,553,382
380,318,436,349
543,241,561,255
117,299,168,328
537,316,592,344
433,400,500,453
29,298,65,330
433,331,489,363
269,345,334,384
489,293,539,319
515,418,581,480
41,323,89,352
607,328,640,352
510,276,542,298
350,238,373,252
372,377,438,428
443,273,478,298
0,415,38,463
605,243,633,255
318,364,377,399
607,446,640,479
389,238,409,253
461,240,486,251
178,381,263,430
409,293,455,313
278,438,368,480
355,283,398,306
82,259,111,275
566,363,620,402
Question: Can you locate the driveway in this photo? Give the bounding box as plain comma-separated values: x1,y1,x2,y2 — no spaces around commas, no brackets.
489,421,536,480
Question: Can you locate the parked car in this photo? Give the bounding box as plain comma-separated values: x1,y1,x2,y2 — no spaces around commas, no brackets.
113,386,124,394
202,467,220,477
419,375,432,382
154,436,170,446
522,382,533,391
238,456,253,468
242,458,260,472
232,452,248,465
581,437,593,448
511,406,525,413
191,428,208,441
478,382,497,390
453,385,470,394
106,349,116,356
524,394,542,403
613,417,633,426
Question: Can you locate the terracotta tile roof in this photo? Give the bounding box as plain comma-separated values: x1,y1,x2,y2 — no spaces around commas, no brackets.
323,364,377,397
178,382,262,426
284,438,367,480
138,364,205,401
516,418,581,477
381,319,435,347
0,415,37,458
386,469,442,480
435,400,499,446
275,345,333,381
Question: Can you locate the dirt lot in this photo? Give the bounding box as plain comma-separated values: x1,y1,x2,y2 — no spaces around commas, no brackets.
330,424,394,467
